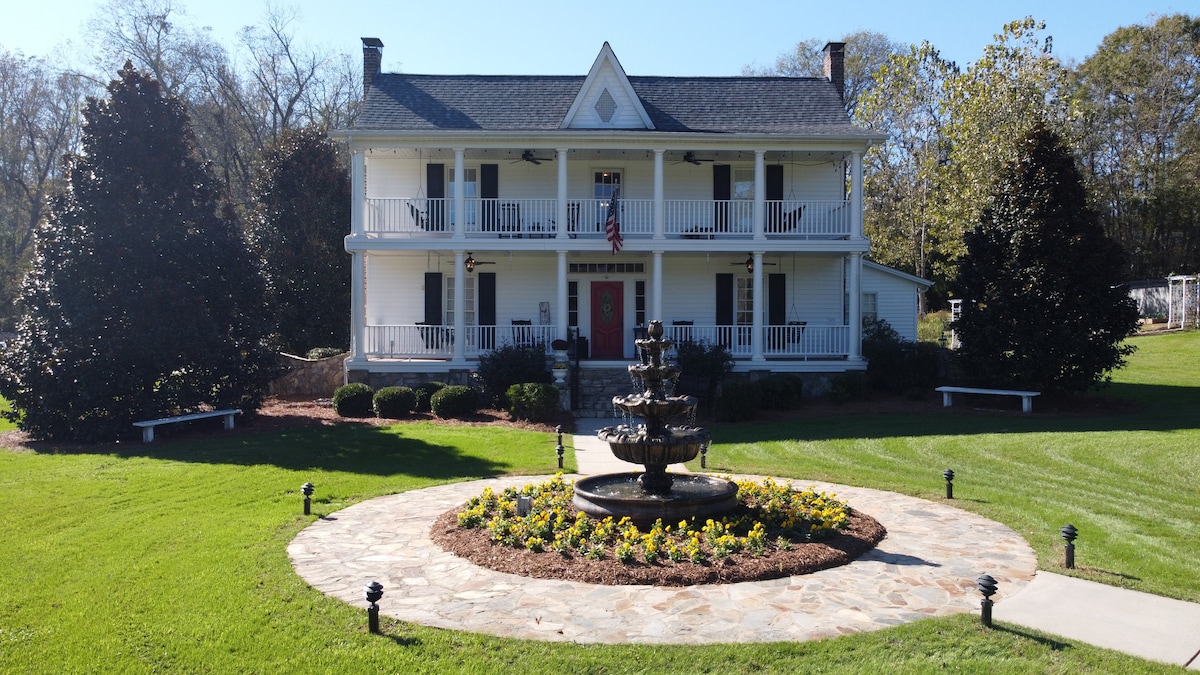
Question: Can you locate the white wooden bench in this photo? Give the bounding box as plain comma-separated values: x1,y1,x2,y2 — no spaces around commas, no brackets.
133,409,242,443
935,386,1040,413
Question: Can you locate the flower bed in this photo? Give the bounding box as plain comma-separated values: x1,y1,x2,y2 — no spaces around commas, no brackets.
431,474,886,586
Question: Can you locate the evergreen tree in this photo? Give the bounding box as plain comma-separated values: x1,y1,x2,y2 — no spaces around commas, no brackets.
953,124,1139,394
0,63,277,442
248,127,350,355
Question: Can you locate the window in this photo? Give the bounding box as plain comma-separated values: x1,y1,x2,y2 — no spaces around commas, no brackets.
594,170,622,225
733,168,755,230
446,167,477,225
736,277,754,346
568,281,579,327
862,292,878,325
635,281,646,327
444,275,476,327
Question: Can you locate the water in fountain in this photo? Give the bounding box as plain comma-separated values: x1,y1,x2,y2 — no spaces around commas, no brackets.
573,320,738,525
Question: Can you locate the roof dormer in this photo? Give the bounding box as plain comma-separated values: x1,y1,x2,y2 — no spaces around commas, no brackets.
561,42,654,130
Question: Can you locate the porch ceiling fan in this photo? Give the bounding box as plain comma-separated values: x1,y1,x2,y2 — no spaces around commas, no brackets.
513,150,553,165
675,151,715,165
731,254,777,273
464,253,495,272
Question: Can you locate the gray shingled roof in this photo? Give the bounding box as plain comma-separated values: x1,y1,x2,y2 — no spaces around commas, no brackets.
353,73,869,136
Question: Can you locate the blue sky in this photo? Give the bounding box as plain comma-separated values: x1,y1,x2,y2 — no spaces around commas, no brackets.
3,0,1198,76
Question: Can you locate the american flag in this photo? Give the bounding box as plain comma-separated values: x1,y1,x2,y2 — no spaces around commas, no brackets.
605,187,622,254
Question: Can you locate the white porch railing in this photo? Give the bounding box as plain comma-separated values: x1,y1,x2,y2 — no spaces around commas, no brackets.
661,323,850,359
362,324,559,358
362,198,851,239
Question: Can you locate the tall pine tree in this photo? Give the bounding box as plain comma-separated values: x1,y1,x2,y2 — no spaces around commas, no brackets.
0,63,277,442
953,123,1139,394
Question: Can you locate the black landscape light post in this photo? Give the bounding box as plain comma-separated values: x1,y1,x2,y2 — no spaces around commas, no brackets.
977,574,997,628
943,469,955,499
1061,524,1078,569
301,482,314,515
365,581,383,634
555,425,564,469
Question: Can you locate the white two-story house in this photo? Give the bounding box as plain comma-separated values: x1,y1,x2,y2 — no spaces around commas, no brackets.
334,39,928,407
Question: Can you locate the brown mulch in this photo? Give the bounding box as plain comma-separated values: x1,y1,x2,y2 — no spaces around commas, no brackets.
430,507,886,586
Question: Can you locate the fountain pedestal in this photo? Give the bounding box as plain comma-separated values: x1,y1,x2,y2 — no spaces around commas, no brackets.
572,320,737,525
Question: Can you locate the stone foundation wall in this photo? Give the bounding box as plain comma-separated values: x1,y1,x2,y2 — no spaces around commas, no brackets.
351,370,475,391
269,353,348,397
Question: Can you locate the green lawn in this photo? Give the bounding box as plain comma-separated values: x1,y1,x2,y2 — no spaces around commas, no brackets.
0,333,1195,672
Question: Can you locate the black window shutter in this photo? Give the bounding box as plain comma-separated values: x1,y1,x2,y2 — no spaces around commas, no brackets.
424,272,442,325
477,271,496,349
478,273,496,325
427,163,445,229
713,165,731,232
716,273,733,325
480,164,498,231
766,165,784,230
768,273,786,325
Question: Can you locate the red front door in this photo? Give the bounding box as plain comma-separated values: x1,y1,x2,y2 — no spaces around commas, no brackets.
590,281,624,359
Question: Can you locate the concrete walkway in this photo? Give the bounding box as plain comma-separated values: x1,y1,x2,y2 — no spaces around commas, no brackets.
285,419,1200,667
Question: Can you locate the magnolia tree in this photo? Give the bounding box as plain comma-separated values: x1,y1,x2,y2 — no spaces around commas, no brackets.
0,64,277,442
953,124,1140,393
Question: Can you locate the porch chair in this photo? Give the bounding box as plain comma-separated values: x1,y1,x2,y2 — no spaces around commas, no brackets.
510,319,535,348
499,203,522,238
407,201,428,230
416,322,451,350
671,320,694,344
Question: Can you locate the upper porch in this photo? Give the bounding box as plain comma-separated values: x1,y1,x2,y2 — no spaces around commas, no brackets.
348,146,868,249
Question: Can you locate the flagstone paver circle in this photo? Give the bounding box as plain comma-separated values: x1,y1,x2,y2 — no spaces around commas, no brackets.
287,474,1037,644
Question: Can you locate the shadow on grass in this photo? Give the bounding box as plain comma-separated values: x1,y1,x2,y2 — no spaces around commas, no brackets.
992,624,1074,652
22,424,510,479
710,382,1200,445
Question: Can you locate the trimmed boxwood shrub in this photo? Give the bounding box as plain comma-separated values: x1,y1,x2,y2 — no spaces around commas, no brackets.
506,382,560,422
829,371,871,404
373,386,416,419
413,381,447,412
333,382,374,417
430,385,480,419
716,379,762,423
476,344,551,406
757,374,803,410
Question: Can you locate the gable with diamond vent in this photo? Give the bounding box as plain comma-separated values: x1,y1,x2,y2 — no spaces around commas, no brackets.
561,42,654,130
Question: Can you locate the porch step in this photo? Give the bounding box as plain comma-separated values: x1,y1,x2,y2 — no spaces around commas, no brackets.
570,367,633,418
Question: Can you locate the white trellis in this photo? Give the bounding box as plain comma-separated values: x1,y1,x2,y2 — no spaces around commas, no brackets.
948,298,962,349
1167,274,1200,329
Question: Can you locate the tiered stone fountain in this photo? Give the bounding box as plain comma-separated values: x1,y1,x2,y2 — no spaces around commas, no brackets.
573,320,738,525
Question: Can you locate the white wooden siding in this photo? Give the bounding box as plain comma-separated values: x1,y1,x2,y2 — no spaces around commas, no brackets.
862,265,922,340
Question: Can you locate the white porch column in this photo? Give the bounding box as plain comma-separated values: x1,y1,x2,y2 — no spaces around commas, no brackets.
350,148,365,236
751,252,765,362
453,148,466,239
652,250,663,322
453,250,466,363
753,150,766,241
851,150,864,239
350,252,365,363
557,250,568,341
348,147,366,364
653,149,665,240
555,148,568,240
848,252,863,361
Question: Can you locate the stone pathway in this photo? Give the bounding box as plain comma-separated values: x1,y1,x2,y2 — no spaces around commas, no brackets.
288,474,1037,644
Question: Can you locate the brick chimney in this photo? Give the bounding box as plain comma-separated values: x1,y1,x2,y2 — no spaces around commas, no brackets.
823,42,846,100
362,37,384,93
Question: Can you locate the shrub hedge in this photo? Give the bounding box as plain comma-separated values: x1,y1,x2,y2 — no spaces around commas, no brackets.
333,383,374,417
506,382,560,422
413,381,448,412
430,385,480,419
372,386,416,419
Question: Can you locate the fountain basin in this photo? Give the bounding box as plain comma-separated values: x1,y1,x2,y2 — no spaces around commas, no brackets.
597,424,711,466
608,395,698,424
572,472,739,526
